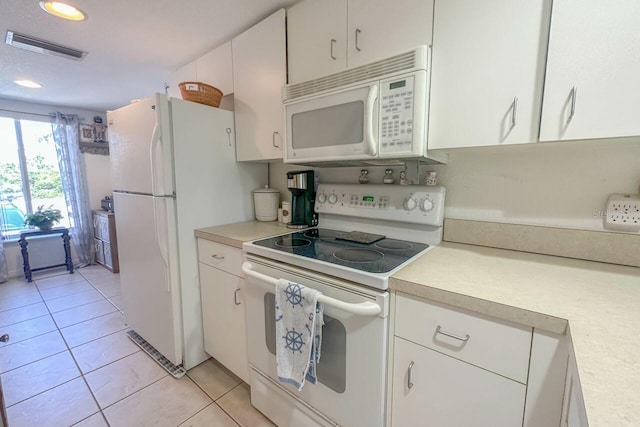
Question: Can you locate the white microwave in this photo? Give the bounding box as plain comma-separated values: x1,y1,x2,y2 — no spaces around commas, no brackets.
283,46,446,166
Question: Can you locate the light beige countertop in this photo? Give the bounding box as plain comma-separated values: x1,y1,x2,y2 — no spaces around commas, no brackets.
194,220,291,248
391,242,640,427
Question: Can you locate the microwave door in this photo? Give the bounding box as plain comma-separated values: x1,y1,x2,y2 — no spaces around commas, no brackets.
284,83,379,163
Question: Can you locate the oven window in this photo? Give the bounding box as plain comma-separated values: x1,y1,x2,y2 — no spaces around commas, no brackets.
264,293,346,393
291,101,364,149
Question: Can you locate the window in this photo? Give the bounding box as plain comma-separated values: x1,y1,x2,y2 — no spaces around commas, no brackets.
0,116,69,239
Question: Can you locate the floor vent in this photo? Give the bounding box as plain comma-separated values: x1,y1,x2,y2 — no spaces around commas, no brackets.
127,330,186,378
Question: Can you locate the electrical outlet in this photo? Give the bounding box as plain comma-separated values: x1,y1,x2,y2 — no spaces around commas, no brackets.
604,193,640,232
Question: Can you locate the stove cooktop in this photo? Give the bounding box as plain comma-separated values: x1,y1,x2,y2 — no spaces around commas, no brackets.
251,228,429,274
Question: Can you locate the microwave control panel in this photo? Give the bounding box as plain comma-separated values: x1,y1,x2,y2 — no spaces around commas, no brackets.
380,75,415,153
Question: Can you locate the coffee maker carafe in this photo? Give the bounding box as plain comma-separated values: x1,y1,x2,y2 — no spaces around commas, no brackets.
286,170,318,229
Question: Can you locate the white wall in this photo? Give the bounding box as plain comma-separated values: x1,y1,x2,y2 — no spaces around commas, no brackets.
269,136,640,231
1,98,111,277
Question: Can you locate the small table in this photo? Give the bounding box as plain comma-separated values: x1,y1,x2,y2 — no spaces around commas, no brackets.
19,228,74,282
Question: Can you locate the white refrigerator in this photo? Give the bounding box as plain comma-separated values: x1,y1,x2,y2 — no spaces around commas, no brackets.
107,94,266,372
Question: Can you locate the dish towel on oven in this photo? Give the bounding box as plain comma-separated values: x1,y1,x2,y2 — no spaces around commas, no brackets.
275,278,324,391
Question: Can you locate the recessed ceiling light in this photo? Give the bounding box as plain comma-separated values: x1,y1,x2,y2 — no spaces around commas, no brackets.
14,80,43,89
39,1,86,21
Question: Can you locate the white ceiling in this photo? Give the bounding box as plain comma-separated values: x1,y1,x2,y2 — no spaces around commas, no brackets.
0,0,298,112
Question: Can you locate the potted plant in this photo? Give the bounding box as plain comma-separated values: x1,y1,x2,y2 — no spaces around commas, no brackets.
24,205,63,231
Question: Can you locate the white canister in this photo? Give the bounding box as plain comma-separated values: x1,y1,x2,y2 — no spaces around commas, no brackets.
253,186,280,221
281,201,291,224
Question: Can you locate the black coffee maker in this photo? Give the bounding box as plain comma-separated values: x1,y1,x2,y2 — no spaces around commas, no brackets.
286,170,318,229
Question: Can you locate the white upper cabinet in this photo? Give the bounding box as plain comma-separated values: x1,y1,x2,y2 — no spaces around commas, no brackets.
166,42,233,99
428,0,552,149
539,0,640,141
287,0,433,84
287,0,347,83
232,9,286,162
346,0,433,69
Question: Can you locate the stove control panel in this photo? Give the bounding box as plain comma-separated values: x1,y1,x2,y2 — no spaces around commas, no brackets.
315,184,445,226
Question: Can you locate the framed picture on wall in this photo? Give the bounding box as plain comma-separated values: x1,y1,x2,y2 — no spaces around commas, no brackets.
79,124,94,142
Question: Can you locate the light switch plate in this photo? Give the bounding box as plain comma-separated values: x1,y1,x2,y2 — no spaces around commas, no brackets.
604,193,640,232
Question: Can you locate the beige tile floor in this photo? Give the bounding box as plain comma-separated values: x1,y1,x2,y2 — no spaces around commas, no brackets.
0,266,275,427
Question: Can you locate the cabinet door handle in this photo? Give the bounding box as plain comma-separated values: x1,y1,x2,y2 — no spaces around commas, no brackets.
225,128,232,146
272,131,280,148
510,96,518,130
436,325,470,342
234,288,241,305
330,39,337,60
355,29,362,51
407,361,415,389
211,254,224,260
567,86,577,124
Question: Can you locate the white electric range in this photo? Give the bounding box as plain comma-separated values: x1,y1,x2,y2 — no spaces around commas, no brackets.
242,183,445,427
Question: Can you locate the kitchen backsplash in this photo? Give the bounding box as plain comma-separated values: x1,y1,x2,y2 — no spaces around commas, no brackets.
269,136,640,233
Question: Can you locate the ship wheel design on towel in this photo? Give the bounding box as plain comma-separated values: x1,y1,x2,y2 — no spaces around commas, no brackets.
283,328,305,353
285,283,304,307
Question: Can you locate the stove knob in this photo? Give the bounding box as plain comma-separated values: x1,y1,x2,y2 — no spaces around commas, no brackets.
403,197,417,211
317,193,327,204
328,193,338,204
420,198,434,212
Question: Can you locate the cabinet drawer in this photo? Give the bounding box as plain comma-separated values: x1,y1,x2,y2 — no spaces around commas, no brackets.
395,293,532,383
197,238,242,276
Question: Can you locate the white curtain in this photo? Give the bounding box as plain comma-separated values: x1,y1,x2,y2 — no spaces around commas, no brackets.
52,113,95,266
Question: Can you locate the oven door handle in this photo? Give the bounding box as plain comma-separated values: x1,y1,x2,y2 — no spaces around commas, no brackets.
242,262,381,317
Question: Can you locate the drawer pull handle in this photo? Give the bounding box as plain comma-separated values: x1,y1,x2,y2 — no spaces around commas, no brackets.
211,254,225,260
407,360,415,389
436,325,470,342
234,289,241,305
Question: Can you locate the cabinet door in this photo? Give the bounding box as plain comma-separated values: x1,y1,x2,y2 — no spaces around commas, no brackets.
199,263,249,383
233,9,286,162
539,0,640,141
428,0,551,149
103,243,113,269
560,346,589,427
392,337,526,427
97,216,110,243
287,0,348,83
94,238,105,265
347,0,433,68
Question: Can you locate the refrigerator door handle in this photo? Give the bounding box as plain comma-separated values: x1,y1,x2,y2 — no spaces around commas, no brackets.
152,197,171,292
149,123,161,196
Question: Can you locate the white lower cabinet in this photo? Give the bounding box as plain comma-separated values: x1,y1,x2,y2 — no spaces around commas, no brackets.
197,239,249,382
391,293,532,426
392,337,526,426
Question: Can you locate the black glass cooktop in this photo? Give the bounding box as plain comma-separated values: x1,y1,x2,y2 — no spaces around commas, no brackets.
252,228,429,274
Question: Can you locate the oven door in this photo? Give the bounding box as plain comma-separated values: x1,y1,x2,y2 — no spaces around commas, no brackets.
243,256,389,427
284,82,379,163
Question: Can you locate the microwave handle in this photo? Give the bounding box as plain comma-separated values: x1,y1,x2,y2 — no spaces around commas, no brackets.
366,84,378,156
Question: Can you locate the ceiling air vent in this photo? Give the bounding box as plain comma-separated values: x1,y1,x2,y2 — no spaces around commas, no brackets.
5,31,86,60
